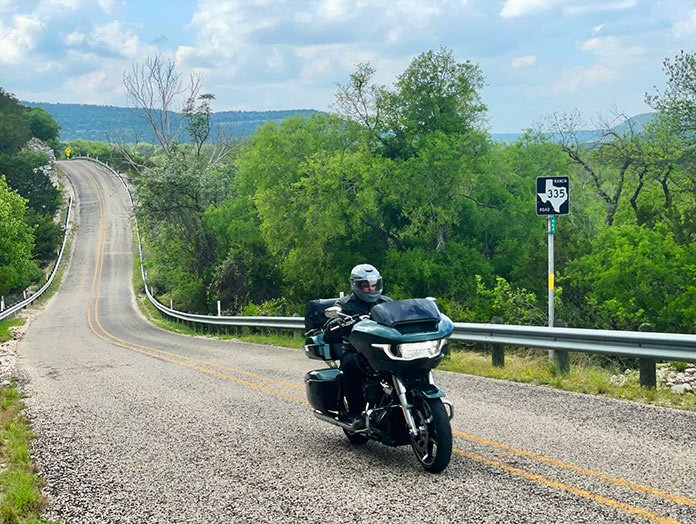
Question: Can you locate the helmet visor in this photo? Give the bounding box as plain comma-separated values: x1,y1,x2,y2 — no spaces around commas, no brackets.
355,278,381,291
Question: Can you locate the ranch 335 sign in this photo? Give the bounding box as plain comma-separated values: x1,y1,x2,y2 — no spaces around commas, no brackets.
536,176,569,216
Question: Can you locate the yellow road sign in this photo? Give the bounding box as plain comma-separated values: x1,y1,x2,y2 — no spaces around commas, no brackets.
65,147,71,158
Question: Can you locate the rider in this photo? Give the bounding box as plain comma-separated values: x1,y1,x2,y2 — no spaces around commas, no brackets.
332,264,391,427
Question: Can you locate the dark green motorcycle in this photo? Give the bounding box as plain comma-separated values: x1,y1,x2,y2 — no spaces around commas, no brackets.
304,298,454,473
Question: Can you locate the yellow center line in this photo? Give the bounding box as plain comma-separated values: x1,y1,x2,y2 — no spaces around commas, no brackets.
453,449,682,524
453,430,696,506
82,166,305,403
77,162,690,523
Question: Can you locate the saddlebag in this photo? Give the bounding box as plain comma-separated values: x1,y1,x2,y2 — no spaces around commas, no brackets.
304,332,343,361
304,298,339,331
305,368,343,413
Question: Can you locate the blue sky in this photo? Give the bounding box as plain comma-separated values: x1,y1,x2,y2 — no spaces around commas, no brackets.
1,0,695,133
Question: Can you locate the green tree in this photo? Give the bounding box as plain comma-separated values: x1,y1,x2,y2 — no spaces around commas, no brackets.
26,107,60,141
0,176,39,295
132,150,235,311
563,224,696,332
183,93,215,156
383,47,486,158
646,50,696,138
202,197,282,313
0,88,31,154
0,151,60,215
335,48,487,160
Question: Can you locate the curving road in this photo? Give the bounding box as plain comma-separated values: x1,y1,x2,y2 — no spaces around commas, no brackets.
16,159,696,523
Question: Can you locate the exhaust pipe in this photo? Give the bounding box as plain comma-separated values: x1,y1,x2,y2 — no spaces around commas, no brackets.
313,411,366,432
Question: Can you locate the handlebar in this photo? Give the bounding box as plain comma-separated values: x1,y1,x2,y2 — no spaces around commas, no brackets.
326,312,369,332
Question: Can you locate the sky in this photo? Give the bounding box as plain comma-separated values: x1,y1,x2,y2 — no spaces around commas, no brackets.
1,0,695,133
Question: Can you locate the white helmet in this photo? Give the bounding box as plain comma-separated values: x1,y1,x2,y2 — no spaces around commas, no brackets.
350,264,383,303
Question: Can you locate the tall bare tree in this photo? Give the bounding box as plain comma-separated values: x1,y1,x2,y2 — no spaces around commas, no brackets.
123,55,201,155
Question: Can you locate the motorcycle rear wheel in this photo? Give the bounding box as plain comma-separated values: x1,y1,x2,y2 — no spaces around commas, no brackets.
410,397,452,473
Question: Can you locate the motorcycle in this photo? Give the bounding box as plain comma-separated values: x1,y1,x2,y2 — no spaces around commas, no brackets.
303,297,455,473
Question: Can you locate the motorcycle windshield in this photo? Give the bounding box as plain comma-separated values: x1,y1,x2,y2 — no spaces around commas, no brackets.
370,299,441,329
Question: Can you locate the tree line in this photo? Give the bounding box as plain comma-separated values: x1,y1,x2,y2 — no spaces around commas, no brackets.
69,49,696,336
0,88,63,297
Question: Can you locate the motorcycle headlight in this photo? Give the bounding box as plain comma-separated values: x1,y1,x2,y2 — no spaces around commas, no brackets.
396,339,445,359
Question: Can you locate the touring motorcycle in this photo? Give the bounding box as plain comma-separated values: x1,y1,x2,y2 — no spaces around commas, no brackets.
303,297,454,473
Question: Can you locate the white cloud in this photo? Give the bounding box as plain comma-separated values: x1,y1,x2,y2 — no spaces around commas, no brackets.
500,0,561,18
672,8,696,39
552,64,617,93
318,0,349,19
65,31,86,46
564,1,636,16
500,0,636,18
266,47,284,70
0,15,45,64
581,36,646,66
97,0,125,13
512,55,536,67
65,68,108,92
91,21,144,58
592,24,603,35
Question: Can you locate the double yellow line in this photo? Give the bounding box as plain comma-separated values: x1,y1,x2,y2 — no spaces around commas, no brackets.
80,164,692,524
83,165,305,403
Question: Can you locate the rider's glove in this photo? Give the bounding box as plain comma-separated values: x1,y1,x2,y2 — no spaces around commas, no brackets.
326,318,343,331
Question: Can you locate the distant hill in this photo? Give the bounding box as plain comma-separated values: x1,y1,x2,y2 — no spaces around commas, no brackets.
490,112,657,144
20,101,322,143
21,101,657,147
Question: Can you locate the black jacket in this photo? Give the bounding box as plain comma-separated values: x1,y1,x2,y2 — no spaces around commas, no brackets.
327,293,392,349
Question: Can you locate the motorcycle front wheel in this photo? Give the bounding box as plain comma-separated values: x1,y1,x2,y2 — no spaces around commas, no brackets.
410,397,452,473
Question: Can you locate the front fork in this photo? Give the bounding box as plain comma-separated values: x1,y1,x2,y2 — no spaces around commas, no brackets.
392,373,455,437
392,375,420,436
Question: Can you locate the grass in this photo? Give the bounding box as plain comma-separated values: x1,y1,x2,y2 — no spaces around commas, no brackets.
440,347,696,412
0,380,52,524
0,320,25,344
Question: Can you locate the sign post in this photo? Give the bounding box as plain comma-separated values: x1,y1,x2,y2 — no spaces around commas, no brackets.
536,177,569,363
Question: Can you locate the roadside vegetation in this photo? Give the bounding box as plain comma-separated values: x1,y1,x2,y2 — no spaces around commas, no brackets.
0,319,24,344
0,378,51,524
0,88,64,309
441,348,696,412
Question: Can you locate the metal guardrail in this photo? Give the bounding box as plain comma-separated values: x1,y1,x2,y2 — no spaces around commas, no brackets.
75,157,696,365
0,196,72,322
449,323,696,363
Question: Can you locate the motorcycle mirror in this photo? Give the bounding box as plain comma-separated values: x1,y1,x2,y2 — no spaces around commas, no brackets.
325,306,341,319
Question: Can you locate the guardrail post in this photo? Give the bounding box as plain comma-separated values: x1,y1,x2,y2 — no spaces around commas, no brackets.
490,317,504,367
1,296,4,311
217,300,221,316
638,323,657,388
553,319,570,375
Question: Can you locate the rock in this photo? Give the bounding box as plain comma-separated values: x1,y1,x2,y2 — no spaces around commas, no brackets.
610,375,626,386
22,137,59,186
671,384,690,394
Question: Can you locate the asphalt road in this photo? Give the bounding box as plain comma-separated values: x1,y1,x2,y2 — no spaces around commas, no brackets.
16,159,696,524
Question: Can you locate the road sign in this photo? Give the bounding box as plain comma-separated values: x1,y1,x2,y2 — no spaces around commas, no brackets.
65,147,71,158
536,176,569,215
